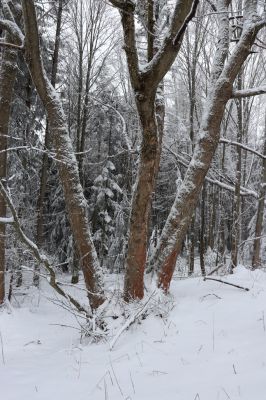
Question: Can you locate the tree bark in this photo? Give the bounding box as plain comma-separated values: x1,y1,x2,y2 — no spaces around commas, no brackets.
0,3,22,304
112,0,199,301
36,0,63,250
154,0,264,292
252,128,266,269
22,0,105,310
230,74,243,273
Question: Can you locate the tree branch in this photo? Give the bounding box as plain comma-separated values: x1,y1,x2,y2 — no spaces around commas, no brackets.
141,0,200,89
0,41,23,50
0,19,24,46
109,0,140,89
232,86,266,99
0,180,89,316
204,277,249,291
108,0,135,12
220,138,266,159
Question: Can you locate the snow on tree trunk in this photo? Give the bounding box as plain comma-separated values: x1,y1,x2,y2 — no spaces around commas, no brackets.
0,3,22,304
154,0,265,292
22,0,105,310
111,0,199,301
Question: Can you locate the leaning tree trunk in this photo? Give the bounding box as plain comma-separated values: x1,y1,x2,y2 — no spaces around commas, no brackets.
154,0,264,292
0,5,22,304
22,0,105,310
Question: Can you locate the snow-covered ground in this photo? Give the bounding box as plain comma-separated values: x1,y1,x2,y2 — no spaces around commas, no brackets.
1,266,266,400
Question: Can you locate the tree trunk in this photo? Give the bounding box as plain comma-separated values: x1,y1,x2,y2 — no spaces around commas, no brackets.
230,74,243,273
22,0,105,310
124,99,159,301
200,184,206,276
188,215,195,276
154,1,263,292
0,6,21,304
252,128,266,269
36,0,63,250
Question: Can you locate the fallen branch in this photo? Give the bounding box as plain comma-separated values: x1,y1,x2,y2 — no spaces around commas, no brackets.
207,263,225,276
109,290,156,351
203,277,249,291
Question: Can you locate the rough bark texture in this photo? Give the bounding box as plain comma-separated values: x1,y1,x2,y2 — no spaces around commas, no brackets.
111,0,199,301
22,0,105,310
154,0,264,292
36,0,63,250
0,3,22,304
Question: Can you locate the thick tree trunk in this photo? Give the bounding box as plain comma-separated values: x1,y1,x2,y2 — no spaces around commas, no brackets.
124,99,159,301
154,1,263,291
22,0,105,310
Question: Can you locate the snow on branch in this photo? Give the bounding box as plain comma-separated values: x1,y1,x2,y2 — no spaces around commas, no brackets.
232,86,266,99
0,180,89,316
164,145,258,198
0,19,24,46
220,138,266,160
0,40,23,50
0,216,14,224
108,0,135,12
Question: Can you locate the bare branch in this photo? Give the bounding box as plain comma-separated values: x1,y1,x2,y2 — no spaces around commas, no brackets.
204,277,250,291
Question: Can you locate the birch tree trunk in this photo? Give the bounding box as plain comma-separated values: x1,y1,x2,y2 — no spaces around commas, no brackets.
154,0,265,292
22,0,105,310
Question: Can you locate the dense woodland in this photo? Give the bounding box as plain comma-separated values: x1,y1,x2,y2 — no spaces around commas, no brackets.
0,0,265,320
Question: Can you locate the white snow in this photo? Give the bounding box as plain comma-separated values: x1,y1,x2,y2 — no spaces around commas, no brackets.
1,266,266,400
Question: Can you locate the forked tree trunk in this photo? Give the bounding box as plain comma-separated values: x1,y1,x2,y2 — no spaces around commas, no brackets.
154,0,264,292
0,5,22,304
22,0,105,310
112,0,199,301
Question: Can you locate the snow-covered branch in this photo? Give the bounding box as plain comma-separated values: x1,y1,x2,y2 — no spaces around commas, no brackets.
231,86,266,99
0,41,23,50
0,19,24,46
164,145,258,198
0,180,89,316
219,138,266,159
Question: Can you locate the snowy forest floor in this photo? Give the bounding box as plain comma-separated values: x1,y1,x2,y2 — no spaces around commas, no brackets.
1,266,266,400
